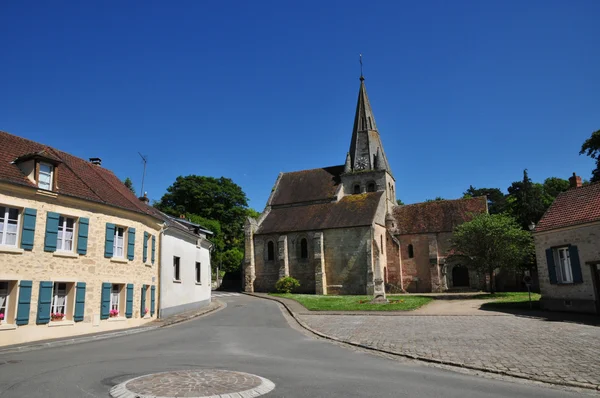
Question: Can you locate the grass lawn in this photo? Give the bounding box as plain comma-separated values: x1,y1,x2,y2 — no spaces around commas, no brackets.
270,293,433,311
474,292,541,310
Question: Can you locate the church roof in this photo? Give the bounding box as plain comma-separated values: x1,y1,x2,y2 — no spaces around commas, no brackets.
269,165,344,206
391,197,487,235
257,192,383,234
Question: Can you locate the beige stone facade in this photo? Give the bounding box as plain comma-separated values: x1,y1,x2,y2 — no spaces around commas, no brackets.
0,183,161,346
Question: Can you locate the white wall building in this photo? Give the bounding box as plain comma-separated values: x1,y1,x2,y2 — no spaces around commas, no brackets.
158,214,213,318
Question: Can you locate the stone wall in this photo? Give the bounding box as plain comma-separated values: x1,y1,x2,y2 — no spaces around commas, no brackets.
534,222,600,314
323,226,371,295
0,185,161,347
396,234,431,292
385,232,401,287
286,232,316,294
251,234,279,292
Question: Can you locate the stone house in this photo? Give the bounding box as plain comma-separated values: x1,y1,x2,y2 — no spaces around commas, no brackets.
533,173,600,314
244,76,487,295
0,130,162,347
158,212,213,318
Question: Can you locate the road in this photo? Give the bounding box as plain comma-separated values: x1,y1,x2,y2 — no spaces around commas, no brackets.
0,294,590,397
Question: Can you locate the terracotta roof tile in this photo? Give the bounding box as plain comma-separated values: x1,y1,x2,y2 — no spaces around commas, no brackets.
0,130,159,218
535,182,600,232
270,166,344,206
391,197,487,234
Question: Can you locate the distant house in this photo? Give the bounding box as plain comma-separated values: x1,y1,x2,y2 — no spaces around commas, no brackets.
533,173,600,314
0,130,162,347
158,213,213,318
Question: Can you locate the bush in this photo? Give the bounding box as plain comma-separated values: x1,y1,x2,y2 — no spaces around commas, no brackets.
275,276,300,294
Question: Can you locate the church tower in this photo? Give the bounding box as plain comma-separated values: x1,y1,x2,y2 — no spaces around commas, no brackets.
341,74,396,212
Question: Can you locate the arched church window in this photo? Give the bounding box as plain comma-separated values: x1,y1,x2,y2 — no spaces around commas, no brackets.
408,244,414,258
267,241,275,261
353,184,361,194
367,182,376,192
300,238,308,259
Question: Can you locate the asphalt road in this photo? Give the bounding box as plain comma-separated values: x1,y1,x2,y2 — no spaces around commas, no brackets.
0,294,590,397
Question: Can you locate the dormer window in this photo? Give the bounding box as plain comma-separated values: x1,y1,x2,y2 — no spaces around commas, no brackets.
38,163,54,190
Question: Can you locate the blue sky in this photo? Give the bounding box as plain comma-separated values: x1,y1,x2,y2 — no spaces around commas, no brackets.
1,1,599,209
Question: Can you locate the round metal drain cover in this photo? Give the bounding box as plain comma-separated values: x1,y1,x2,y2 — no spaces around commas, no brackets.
109,369,275,398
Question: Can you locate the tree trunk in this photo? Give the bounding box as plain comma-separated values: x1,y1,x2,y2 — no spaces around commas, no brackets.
489,268,496,293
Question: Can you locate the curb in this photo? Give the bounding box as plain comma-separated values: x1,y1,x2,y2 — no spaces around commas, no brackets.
244,292,600,392
0,300,225,355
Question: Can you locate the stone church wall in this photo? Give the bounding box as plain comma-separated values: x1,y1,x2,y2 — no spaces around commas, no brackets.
397,234,431,292
287,232,316,294
385,232,401,287
323,226,371,295
251,234,279,292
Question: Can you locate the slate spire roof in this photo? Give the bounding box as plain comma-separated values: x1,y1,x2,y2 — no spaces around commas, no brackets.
348,76,392,175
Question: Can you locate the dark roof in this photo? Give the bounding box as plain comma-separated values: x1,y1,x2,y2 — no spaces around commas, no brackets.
0,130,159,218
257,192,383,234
391,197,487,235
535,182,600,232
269,165,344,206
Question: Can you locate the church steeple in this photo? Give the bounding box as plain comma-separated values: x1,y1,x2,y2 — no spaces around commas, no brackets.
348,76,392,175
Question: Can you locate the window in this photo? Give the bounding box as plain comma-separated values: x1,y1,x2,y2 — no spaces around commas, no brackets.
353,184,361,194
110,284,121,315
408,244,414,258
0,206,19,247
300,238,308,259
195,262,201,284
267,241,275,261
57,216,76,252
367,182,376,192
554,247,573,283
173,256,181,281
38,163,53,190
51,282,67,320
113,226,125,258
0,281,8,321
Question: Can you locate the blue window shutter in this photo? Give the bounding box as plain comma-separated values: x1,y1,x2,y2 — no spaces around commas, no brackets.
125,284,134,318
100,282,111,319
127,228,136,261
569,245,583,283
151,235,156,264
143,232,149,263
150,285,156,316
545,249,557,284
77,218,89,255
15,280,33,325
21,208,37,251
36,281,53,324
74,282,86,322
43,212,60,252
140,284,147,316
104,223,115,258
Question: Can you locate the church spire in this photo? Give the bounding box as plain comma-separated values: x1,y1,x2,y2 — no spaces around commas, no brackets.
347,74,392,175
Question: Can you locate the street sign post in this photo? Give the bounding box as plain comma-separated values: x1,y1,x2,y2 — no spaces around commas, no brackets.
523,275,533,309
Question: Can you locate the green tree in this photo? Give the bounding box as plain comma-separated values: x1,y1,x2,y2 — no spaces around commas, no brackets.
463,186,507,214
123,177,136,195
425,196,445,202
449,213,534,293
155,175,249,273
506,170,548,229
246,208,261,219
396,199,405,206
542,177,570,200
579,129,600,182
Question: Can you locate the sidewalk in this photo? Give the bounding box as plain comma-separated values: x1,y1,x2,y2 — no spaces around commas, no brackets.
248,292,600,391
0,300,224,355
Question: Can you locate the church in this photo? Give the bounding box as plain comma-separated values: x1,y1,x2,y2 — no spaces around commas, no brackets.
243,75,487,295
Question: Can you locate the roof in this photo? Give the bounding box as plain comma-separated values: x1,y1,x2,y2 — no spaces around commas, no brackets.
257,192,383,234
535,182,600,232
0,130,159,218
391,197,487,235
269,165,344,206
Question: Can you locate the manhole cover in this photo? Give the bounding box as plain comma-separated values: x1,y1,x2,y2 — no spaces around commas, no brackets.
109,369,275,398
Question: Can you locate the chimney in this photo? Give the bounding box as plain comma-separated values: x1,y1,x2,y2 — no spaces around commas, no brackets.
89,157,102,166
138,192,149,203
569,172,582,189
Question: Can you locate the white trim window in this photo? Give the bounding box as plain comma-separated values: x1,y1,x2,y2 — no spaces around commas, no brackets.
57,216,76,252
110,284,120,312
113,227,125,258
38,163,53,190
195,262,201,284
0,206,19,247
554,247,573,283
173,256,181,281
0,281,8,321
51,282,67,320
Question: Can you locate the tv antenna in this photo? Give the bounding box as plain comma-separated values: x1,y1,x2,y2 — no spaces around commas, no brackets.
138,152,148,197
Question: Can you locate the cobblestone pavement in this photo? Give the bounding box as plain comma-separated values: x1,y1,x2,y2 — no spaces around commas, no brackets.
111,369,275,398
299,313,600,389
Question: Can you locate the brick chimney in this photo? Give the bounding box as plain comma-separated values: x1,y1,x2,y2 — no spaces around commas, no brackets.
138,192,149,203
568,172,582,189
89,157,102,166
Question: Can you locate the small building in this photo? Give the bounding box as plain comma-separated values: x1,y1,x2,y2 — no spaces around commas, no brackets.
0,130,162,347
158,213,213,318
533,173,600,314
